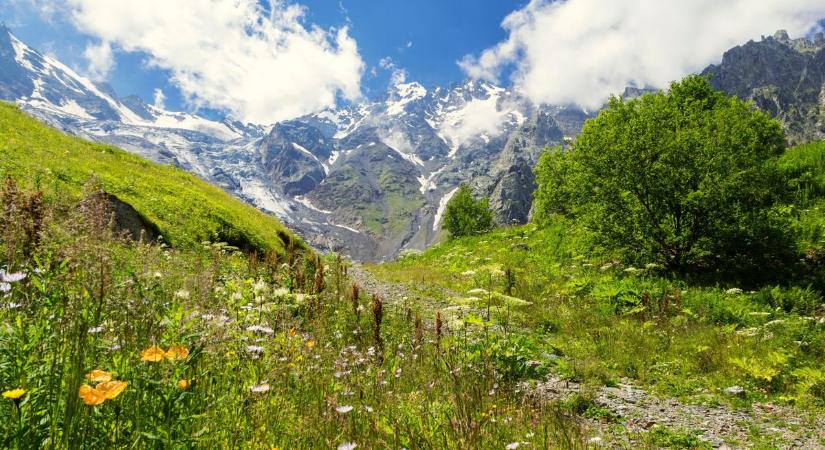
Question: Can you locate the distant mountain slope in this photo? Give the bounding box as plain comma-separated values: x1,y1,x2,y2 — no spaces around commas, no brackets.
0,102,303,255
702,30,825,144
0,24,589,261
5,25,823,261
287,81,592,260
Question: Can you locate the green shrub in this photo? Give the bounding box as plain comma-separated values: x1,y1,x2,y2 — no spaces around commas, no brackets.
442,183,494,238
645,425,709,449
559,393,618,422
484,333,550,381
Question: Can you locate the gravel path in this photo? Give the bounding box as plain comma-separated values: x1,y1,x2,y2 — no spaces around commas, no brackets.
349,265,825,449
523,377,825,449
347,264,456,314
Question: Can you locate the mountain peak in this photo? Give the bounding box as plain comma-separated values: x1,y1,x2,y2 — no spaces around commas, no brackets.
385,81,427,116
389,81,427,99
769,29,825,53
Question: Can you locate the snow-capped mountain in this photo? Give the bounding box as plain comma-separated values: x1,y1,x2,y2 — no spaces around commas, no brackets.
0,25,590,261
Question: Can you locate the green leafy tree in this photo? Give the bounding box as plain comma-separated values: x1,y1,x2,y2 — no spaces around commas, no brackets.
442,183,494,238
533,75,793,280
532,146,580,225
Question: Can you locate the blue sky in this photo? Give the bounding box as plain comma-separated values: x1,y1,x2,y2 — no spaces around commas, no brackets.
1,1,525,115
300,1,525,92
2,1,824,124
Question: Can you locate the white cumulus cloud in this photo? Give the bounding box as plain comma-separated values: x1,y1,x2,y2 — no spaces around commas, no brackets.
441,97,507,147
379,56,407,86
437,83,521,154
460,0,825,109
82,39,113,80
62,0,364,124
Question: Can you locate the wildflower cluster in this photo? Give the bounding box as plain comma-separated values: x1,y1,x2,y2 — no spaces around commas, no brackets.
78,370,127,406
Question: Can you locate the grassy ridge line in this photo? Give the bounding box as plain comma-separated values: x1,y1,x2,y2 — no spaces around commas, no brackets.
0,102,303,255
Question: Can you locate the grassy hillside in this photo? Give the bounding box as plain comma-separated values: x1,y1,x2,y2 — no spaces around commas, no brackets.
0,102,301,254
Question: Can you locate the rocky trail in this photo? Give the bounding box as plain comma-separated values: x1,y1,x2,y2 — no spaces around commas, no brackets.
347,264,458,316
348,265,825,449
524,377,825,449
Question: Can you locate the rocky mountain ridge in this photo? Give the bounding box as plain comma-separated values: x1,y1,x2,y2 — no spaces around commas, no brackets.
2,25,822,260
0,25,589,261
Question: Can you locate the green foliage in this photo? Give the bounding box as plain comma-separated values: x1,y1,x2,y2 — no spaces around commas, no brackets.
0,102,302,255
753,285,821,315
645,425,709,449
730,351,789,384
559,393,618,422
484,333,550,381
532,76,794,283
532,147,578,225
442,183,494,238
779,140,825,205
372,221,825,415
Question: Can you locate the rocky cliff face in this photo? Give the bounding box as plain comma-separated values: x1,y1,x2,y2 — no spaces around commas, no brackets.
259,122,332,196
702,30,825,144
284,80,587,260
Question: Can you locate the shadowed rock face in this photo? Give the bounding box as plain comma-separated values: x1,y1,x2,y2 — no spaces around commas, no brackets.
80,192,161,243
259,123,330,196
485,112,565,224
702,30,825,145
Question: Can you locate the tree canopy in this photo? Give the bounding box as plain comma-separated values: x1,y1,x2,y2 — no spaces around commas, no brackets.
533,75,793,280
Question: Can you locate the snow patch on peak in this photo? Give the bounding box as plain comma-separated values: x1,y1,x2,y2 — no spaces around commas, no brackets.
9,34,37,73
387,82,427,116
59,100,95,120
395,82,427,98
291,142,314,157
328,150,342,165
9,29,246,142
417,168,442,194
480,81,505,96
148,107,243,141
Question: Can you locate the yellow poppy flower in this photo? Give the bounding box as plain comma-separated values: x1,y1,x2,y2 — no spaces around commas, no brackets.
177,379,191,389
287,328,296,338
78,385,106,406
86,369,112,383
165,346,189,361
306,340,315,350
2,388,26,400
96,381,128,400
141,345,166,362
